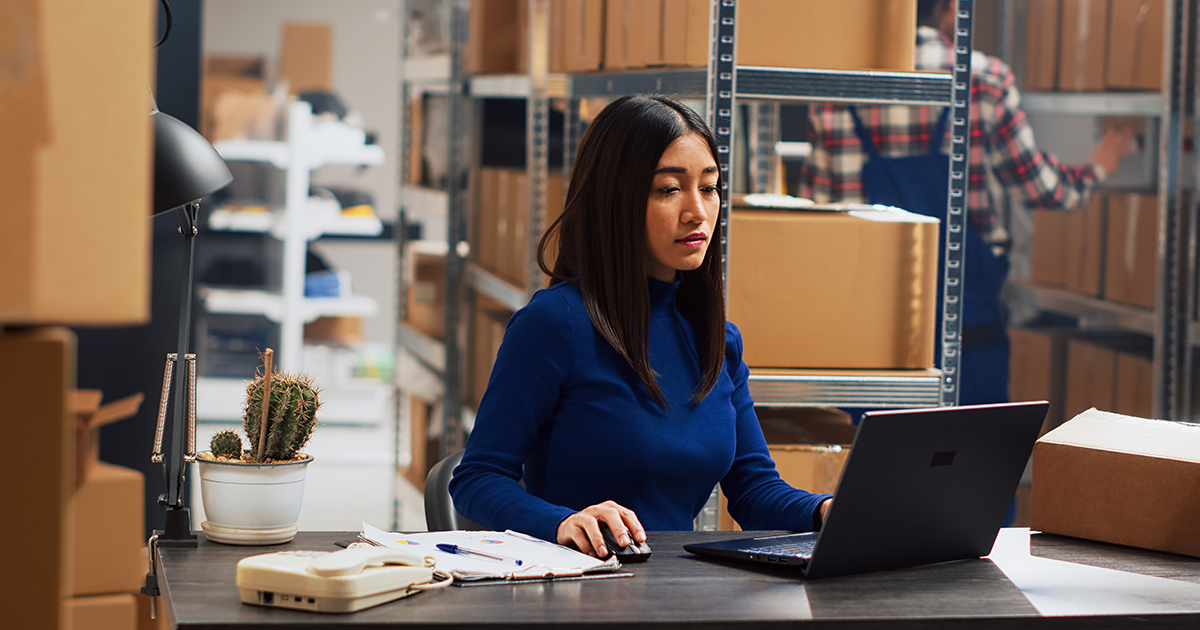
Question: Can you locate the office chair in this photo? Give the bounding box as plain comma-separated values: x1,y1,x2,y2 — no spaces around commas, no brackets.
424,450,484,531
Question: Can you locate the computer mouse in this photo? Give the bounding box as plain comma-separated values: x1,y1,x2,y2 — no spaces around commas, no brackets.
599,522,651,562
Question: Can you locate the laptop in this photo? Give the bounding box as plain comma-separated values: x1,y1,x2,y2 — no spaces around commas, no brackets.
684,401,1048,579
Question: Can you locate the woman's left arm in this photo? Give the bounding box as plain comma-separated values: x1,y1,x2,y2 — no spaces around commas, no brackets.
719,322,832,531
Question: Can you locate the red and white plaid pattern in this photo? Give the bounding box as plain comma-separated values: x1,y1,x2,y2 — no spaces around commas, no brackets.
799,26,1101,244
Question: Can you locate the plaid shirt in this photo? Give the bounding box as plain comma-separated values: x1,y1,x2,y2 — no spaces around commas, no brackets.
799,26,1102,244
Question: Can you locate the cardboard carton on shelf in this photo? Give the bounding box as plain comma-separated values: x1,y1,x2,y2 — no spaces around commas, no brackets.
608,0,916,72
1031,408,1200,558
1066,192,1104,296
70,390,143,487
1058,0,1108,92
280,22,332,95
727,203,939,370
1030,209,1070,288
1065,337,1154,422
405,250,447,340
1023,0,1060,91
305,316,365,345
1008,328,1068,434
201,55,273,142
718,407,856,531
1104,192,1157,309
1107,0,1165,91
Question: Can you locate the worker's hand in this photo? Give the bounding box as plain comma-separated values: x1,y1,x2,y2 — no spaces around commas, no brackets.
1086,128,1137,176
820,497,832,522
556,501,646,558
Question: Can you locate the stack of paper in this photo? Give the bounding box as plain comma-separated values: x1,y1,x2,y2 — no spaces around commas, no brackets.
361,523,623,582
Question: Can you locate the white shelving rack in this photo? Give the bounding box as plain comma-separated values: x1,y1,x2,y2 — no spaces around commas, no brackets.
208,99,386,374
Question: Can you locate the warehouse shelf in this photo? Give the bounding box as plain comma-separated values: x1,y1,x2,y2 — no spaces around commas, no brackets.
201,288,378,323
748,369,943,409
214,133,385,170
467,264,530,312
400,185,450,216
470,73,569,98
208,205,384,240
1005,282,1155,336
403,54,451,82
196,376,392,425
1020,92,1163,116
397,321,445,374
569,66,954,106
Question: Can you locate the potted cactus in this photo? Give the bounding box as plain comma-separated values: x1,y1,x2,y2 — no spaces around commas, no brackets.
195,349,321,545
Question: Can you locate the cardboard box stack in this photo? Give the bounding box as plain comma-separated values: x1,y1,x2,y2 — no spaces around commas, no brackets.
727,203,940,369
1,1,155,627
201,56,275,142
471,298,513,411
1008,328,1068,433
467,0,916,74
718,408,855,531
1026,0,1164,91
476,168,565,289
1104,192,1158,309
404,249,448,340
1031,409,1200,557
1065,338,1154,420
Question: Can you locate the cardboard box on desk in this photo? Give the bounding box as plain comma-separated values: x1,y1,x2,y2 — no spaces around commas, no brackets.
718,408,856,531
727,204,939,369
1031,408,1200,558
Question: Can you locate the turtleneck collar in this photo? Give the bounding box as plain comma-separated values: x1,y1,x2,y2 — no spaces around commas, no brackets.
648,275,680,317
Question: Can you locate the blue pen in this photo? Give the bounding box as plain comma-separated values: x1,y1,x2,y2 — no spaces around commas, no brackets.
437,543,523,566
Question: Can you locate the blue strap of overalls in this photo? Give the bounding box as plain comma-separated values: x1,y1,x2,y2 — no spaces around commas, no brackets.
847,105,951,158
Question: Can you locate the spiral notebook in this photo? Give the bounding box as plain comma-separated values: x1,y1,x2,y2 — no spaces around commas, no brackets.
360,522,630,585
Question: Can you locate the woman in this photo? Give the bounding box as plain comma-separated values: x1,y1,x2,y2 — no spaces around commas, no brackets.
450,95,831,558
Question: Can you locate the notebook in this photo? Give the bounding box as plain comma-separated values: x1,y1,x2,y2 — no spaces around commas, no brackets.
684,401,1048,579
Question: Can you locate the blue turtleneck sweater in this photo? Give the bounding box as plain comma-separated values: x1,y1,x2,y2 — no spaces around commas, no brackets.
449,277,831,542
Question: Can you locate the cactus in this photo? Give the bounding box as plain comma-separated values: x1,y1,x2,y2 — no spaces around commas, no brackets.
242,371,321,462
210,430,243,459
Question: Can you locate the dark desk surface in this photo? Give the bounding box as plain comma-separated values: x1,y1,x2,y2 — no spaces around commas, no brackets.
158,528,1200,629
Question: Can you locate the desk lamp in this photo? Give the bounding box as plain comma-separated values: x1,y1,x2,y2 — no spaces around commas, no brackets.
148,107,233,547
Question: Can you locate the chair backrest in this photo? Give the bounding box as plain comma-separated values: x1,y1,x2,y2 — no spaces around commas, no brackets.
424,450,484,531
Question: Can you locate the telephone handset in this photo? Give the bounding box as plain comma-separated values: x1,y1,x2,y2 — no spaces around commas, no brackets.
237,545,452,614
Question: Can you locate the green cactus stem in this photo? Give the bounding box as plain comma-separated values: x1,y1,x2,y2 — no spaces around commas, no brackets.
243,372,321,462
210,430,244,459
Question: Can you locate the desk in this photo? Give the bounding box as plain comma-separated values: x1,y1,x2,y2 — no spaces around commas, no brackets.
157,529,1200,629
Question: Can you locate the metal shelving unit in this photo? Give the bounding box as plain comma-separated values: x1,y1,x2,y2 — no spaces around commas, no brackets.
999,0,1192,421
398,1,984,468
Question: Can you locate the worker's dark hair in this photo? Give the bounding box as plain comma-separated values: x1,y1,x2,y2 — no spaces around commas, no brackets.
918,0,950,26
537,95,726,409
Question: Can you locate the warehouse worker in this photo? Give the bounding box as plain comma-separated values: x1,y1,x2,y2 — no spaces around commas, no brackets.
451,95,831,557
800,0,1134,405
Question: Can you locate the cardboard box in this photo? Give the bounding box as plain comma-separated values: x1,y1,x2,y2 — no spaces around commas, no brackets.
0,0,153,325
1009,328,1068,433
603,0,629,69
304,316,365,345
728,206,939,369
662,0,710,68
1058,0,1107,92
66,462,144,596
280,22,332,94
1114,352,1154,418
63,593,137,630
405,251,447,340
0,327,75,630
733,0,915,71
1031,408,1200,557
1104,193,1157,308
1066,193,1105,296
1030,209,1070,287
561,0,604,72
467,0,525,74
1107,0,1164,90
1065,338,1117,420
71,391,143,487
201,56,271,142
626,0,663,68
1024,0,1060,90
718,408,855,531
477,168,502,274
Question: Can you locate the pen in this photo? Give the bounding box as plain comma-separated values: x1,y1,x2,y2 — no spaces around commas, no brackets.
436,543,523,566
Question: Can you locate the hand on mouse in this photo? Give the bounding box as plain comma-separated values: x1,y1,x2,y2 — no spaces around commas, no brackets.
556,500,646,558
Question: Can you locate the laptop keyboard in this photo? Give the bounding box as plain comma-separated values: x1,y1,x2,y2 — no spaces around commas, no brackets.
742,538,817,559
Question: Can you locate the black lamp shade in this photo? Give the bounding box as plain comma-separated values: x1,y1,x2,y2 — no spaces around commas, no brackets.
152,111,233,215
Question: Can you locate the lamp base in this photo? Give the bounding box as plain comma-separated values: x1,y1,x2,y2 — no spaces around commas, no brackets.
155,507,199,548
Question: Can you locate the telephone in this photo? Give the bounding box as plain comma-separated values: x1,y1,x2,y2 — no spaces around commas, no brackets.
236,545,452,613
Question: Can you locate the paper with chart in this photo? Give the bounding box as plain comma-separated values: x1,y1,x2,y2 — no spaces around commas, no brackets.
361,522,621,581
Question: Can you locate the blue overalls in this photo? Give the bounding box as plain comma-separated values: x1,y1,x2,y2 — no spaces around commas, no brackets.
848,106,1011,406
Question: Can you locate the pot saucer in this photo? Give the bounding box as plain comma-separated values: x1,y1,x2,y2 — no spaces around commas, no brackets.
201,521,300,545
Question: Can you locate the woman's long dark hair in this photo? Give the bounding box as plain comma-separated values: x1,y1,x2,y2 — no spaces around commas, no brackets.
536,95,726,409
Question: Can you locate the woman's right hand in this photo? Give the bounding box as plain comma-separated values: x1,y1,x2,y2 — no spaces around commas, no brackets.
556,500,646,558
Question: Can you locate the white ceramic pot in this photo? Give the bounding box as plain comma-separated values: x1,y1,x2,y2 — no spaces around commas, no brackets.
196,453,313,545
